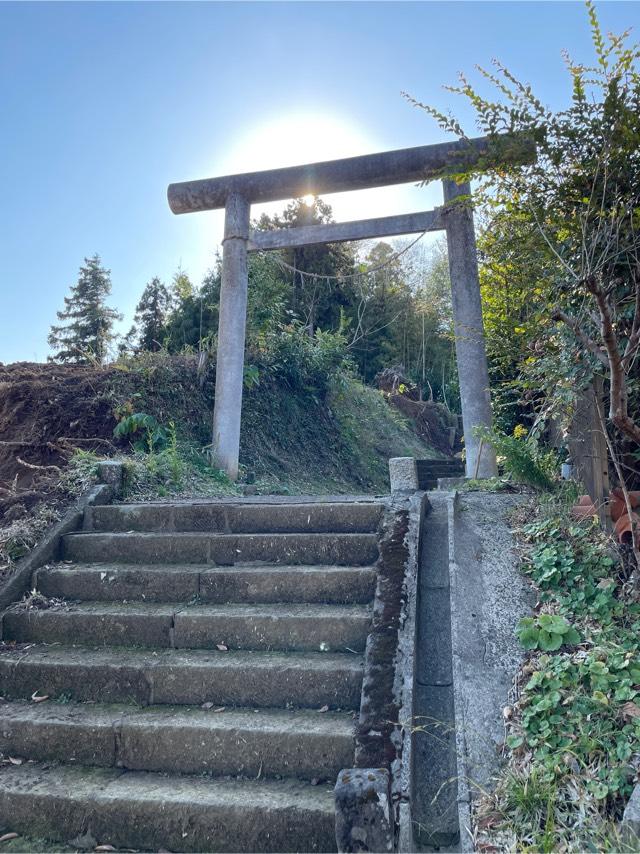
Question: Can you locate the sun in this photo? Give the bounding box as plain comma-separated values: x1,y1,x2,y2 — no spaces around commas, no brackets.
220,112,407,221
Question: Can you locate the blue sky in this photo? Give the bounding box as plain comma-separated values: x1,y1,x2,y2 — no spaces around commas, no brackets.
2,0,639,363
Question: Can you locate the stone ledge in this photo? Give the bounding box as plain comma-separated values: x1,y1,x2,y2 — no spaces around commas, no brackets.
0,466,117,613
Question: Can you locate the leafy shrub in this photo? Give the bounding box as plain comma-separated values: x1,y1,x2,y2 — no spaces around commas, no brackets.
250,322,350,395
475,426,557,491
516,614,580,651
113,412,167,453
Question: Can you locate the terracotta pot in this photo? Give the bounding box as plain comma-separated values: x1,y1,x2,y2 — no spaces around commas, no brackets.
611,488,640,506
578,495,594,506
609,493,627,523
572,502,598,519
614,511,640,544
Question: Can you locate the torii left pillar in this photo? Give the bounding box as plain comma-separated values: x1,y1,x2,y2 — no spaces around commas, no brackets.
212,193,251,479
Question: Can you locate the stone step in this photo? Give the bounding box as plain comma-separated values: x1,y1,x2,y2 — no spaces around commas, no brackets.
85,500,382,534
0,644,362,708
0,763,336,852
62,532,379,566
2,602,371,653
34,562,377,605
0,700,354,779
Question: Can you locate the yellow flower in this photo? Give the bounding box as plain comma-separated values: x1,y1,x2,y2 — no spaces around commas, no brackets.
513,424,527,439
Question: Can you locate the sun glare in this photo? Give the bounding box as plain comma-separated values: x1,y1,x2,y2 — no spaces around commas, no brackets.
220,112,415,223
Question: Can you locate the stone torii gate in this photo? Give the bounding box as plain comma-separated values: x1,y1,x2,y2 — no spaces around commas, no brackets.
167,134,534,481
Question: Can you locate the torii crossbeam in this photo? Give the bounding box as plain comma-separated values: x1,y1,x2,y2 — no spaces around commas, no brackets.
168,134,535,481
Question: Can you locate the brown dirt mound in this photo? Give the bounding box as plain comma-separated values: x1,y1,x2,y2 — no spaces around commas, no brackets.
375,366,459,455
0,362,118,517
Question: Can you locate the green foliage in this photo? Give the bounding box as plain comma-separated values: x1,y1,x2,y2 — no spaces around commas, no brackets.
251,322,350,395
125,276,172,353
113,412,168,453
475,425,557,491
407,1,640,462
48,254,122,364
516,614,580,652
484,509,640,849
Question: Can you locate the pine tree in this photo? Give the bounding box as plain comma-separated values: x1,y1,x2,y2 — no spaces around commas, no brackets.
128,276,171,352
48,254,122,364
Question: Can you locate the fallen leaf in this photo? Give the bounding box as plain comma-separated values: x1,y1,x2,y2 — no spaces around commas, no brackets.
318,705,329,713
213,707,225,713
8,757,23,765
216,643,228,652
476,813,501,830
201,702,214,710
622,701,640,721
0,833,19,843
31,691,49,703
95,846,117,852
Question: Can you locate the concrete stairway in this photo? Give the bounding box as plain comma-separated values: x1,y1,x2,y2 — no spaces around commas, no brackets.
0,499,382,852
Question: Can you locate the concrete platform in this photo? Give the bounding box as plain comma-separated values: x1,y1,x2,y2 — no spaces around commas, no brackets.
62,531,380,566
0,644,363,708
0,700,355,778
86,501,383,534
35,562,377,605
0,763,337,852
2,601,371,653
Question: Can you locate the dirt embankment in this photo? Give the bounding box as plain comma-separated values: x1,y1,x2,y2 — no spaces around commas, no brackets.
0,362,118,518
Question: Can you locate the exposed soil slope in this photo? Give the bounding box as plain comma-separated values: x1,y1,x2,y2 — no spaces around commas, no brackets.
0,356,440,522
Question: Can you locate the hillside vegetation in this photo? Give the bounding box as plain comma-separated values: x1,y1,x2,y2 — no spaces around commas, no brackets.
0,353,442,575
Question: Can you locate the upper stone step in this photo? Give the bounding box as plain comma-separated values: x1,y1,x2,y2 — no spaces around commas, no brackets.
62,531,380,566
0,644,363,708
85,500,383,534
0,699,354,779
2,601,372,653
35,562,377,605
0,763,336,852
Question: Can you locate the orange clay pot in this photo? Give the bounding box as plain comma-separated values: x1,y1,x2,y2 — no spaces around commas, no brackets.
609,489,640,523
614,511,640,545
572,502,598,520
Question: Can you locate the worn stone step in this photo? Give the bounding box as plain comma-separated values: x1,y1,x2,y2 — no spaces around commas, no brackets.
34,562,377,605
2,602,371,653
0,700,354,778
0,763,336,852
86,500,382,534
0,644,362,708
62,532,379,566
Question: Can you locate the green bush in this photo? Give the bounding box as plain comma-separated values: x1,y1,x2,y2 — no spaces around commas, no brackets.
516,613,580,652
250,322,350,395
475,426,557,491
113,412,168,453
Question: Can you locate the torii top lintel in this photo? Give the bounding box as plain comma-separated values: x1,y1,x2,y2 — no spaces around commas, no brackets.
167,133,535,215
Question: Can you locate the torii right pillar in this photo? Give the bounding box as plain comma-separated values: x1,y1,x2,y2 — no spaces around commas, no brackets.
442,178,497,478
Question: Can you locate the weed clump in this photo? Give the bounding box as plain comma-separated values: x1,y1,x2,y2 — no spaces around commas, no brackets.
476,508,640,851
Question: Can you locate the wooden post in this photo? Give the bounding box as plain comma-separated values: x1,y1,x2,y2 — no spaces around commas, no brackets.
212,193,251,480
442,179,497,478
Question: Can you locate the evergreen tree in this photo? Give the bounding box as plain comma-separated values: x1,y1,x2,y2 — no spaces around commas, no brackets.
128,276,171,352
255,198,356,334
48,254,122,364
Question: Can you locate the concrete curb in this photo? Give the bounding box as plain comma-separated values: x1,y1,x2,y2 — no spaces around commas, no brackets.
447,490,475,853
394,490,429,852
0,464,122,613
334,491,428,852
